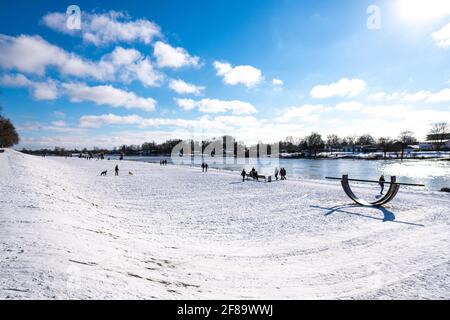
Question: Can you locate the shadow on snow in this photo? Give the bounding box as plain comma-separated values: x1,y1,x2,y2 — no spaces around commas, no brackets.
310,204,425,227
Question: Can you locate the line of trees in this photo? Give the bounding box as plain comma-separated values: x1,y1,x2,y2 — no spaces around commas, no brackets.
20,122,448,159
278,122,448,159
279,131,418,158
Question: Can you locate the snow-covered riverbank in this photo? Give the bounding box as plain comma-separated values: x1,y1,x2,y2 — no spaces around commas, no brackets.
0,149,449,299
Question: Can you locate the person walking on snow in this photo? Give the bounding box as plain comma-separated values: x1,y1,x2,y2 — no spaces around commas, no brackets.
379,175,385,195
274,168,279,180
205,163,208,172
241,169,247,182
280,168,286,180
115,165,119,176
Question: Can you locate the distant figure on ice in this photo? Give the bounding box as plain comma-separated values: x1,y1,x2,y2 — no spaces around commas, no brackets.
241,169,246,181
205,163,208,172
201,162,205,172
379,175,385,195
120,154,123,160
274,168,279,180
115,165,119,176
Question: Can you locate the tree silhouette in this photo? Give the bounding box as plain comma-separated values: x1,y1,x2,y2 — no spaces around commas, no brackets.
0,116,20,148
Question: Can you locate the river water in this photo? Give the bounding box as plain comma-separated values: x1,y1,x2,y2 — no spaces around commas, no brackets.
122,155,450,191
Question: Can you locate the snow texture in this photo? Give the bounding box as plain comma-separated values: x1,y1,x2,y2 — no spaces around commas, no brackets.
0,149,448,299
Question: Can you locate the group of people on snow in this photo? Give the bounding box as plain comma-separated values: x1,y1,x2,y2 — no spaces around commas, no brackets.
160,159,168,166
241,167,287,182
274,167,287,180
201,162,209,172
241,167,259,181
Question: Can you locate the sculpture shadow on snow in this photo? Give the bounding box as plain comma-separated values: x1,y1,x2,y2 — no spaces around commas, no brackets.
310,204,425,227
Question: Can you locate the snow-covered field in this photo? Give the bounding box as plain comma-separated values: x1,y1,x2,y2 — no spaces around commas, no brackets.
0,149,449,299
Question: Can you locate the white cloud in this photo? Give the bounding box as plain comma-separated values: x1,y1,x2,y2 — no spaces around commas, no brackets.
367,92,386,100
153,41,199,68
78,114,209,130
93,46,164,87
106,46,142,66
0,73,58,100
17,121,85,134
0,35,163,88
432,22,450,48
24,102,450,149
31,80,58,100
62,83,156,112
174,98,197,111
213,61,263,87
125,57,164,87
335,102,364,111
52,120,66,127
382,88,450,103
0,73,30,86
396,0,450,23
214,115,260,128
400,90,434,102
174,98,257,115
428,88,450,102
42,11,161,46
78,114,261,135
361,104,412,118
277,104,325,122
168,79,205,95
272,78,284,86
310,78,366,98
79,114,145,128
0,34,111,80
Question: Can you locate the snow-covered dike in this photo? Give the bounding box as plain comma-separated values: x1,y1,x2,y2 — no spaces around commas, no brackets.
0,149,449,299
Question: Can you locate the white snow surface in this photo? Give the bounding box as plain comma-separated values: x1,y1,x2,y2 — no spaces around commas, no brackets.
0,149,449,299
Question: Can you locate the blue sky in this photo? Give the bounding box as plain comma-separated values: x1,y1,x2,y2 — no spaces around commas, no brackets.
0,0,449,149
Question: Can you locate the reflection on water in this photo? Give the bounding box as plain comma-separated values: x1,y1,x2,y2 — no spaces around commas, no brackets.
381,161,450,179
123,155,450,191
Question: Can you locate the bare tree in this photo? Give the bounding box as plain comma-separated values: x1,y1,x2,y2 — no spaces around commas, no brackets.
428,122,449,151
377,137,393,159
357,134,375,146
326,134,341,149
398,131,417,160
342,135,356,146
305,132,324,158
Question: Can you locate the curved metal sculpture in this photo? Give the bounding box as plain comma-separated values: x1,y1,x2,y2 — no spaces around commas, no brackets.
326,175,424,207
341,175,399,206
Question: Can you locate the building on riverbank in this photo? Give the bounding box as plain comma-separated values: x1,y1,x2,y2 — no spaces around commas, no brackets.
419,136,450,151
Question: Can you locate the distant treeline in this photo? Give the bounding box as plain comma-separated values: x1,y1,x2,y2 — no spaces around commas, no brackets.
19,122,450,159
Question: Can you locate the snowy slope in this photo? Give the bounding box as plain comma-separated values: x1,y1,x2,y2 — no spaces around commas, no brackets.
0,149,449,299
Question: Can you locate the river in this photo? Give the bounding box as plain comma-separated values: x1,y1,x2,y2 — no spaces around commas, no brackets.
121,155,450,191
